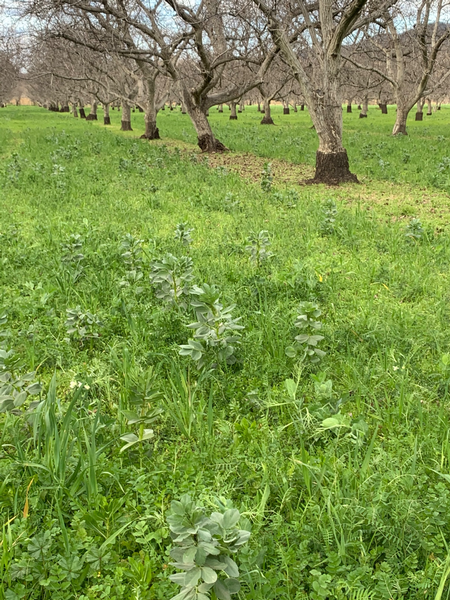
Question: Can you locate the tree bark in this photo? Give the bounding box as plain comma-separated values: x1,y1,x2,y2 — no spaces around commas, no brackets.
260,98,274,124
103,103,111,125
257,101,261,112
426,98,432,115
229,101,238,120
140,76,161,139
218,104,223,112
301,104,305,111
177,82,226,152
121,103,133,131
79,106,86,119
359,97,368,118
72,104,78,118
415,98,424,121
346,103,352,113
392,105,410,135
86,100,98,121
283,103,290,114
379,103,388,114
238,102,244,113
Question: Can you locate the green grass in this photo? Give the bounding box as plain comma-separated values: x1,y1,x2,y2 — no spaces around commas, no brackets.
2,106,450,599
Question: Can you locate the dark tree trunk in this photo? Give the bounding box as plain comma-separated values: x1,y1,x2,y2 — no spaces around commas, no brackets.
86,101,98,120
72,104,78,118
257,102,261,112
293,104,298,112
218,104,223,112
198,134,227,152
103,103,111,125
379,103,388,114
301,104,305,111
359,97,368,118
238,102,243,113
79,107,86,119
261,98,274,124
140,115,160,139
283,106,290,114
307,150,358,185
415,111,423,121
346,103,352,113
121,103,133,131
230,102,238,120
357,104,361,110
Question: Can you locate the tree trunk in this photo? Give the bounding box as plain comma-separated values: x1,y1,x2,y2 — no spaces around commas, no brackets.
139,76,161,139
306,86,358,184
103,103,111,125
414,98,424,121
283,103,290,114
72,104,78,118
86,100,98,120
121,103,133,131
79,106,86,119
359,97,368,118
218,104,223,112
392,105,410,135
230,101,238,120
293,103,297,112
379,103,388,114
257,101,261,112
260,98,274,124
301,104,305,111
437,103,441,110
426,98,432,115
238,102,244,113
346,102,352,113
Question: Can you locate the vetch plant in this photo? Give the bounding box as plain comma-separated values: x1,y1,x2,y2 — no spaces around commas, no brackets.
179,284,244,369
65,306,103,343
286,301,326,364
120,366,163,453
174,222,194,248
150,253,194,308
405,217,424,241
245,230,274,268
119,233,144,288
166,494,250,600
0,318,42,413
320,199,337,235
61,234,84,265
260,162,273,192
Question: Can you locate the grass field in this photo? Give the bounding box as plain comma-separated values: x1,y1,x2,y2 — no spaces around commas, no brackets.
2,105,450,600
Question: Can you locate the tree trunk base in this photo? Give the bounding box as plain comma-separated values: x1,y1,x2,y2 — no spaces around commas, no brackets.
283,108,290,114
300,105,305,111
121,121,133,131
260,116,275,125
427,112,432,116
359,113,368,118
104,116,111,125
306,150,359,185
86,114,97,121
79,108,86,119
357,105,362,110
229,115,238,120
198,135,228,153
379,104,388,114
140,127,160,140
415,112,423,121
346,105,352,113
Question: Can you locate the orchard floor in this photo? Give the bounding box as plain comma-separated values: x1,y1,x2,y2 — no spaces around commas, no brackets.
1,105,450,600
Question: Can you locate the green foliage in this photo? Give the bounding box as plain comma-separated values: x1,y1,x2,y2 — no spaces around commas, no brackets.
174,222,194,247
3,106,450,600
180,284,244,369
65,306,103,342
150,253,194,308
405,217,424,241
285,301,326,364
320,199,337,235
245,230,274,268
166,494,250,600
260,162,273,192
